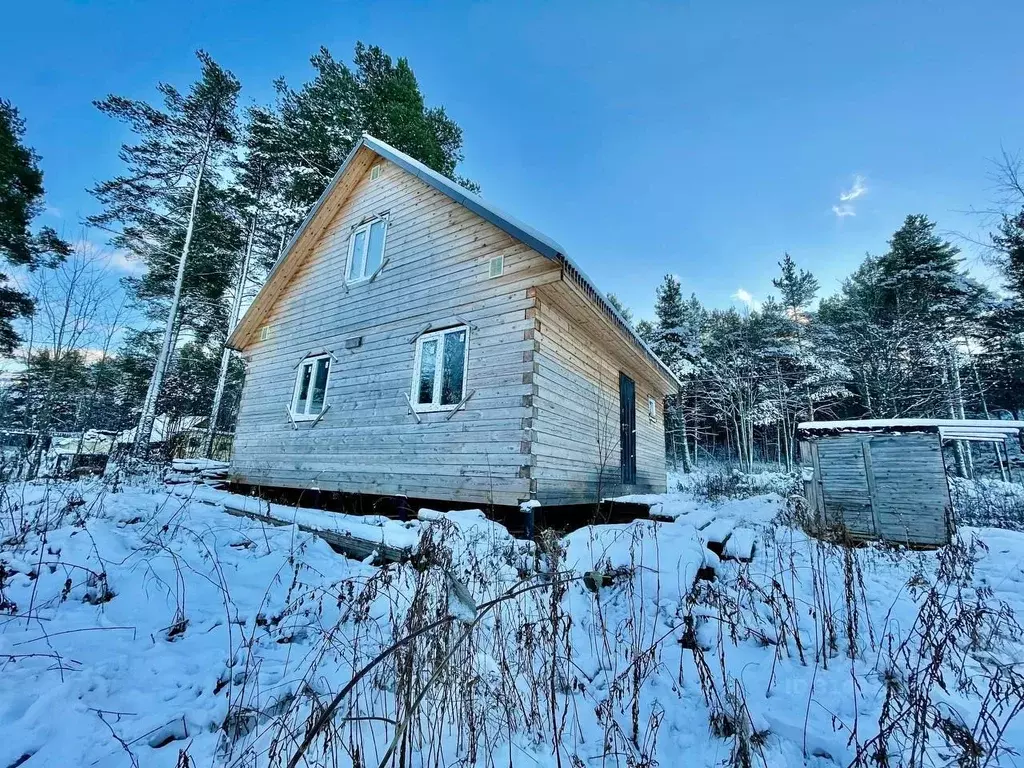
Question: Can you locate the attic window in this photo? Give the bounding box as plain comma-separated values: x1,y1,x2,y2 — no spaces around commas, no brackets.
291,354,331,420
259,325,270,342
488,254,504,278
648,397,657,420
370,164,383,181
347,216,389,283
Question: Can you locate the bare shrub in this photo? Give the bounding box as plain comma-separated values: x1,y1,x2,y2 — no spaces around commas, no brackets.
685,464,799,504
950,477,1024,531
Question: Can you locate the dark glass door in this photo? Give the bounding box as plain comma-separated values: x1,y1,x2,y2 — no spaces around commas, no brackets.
619,372,637,484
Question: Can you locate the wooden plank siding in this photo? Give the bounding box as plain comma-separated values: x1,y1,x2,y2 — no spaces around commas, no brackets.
230,148,676,511
529,282,668,505
230,158,561,506
798,432,951,546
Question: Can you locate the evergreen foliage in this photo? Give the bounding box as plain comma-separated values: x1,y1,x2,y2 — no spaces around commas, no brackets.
255,43,475,225
0,100,71,269
89,51,243,452
0,100,71,355
606,293,633,325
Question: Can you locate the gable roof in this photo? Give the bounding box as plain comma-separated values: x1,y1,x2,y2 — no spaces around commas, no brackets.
227,135,680,389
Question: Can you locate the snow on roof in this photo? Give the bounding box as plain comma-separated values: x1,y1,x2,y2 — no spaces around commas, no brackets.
797,419,1024,438
116,415,206,445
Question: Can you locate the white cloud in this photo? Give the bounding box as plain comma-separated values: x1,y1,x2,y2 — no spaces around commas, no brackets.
839,174,867,202
732,287,758,309
832,174,868,218
74,239,145,274
107,249,145,275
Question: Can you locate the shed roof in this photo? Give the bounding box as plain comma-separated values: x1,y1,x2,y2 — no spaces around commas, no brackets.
227,135,680,389
797,419,1024,441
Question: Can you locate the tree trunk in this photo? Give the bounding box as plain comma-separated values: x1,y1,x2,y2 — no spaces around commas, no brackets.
947,350,974,478
676,391,693,472
967,348,990,419
862,366,872,415
203,196,260,457
132,133,212,458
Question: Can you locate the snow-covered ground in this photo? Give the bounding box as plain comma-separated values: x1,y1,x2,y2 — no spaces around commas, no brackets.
1,475,1023,766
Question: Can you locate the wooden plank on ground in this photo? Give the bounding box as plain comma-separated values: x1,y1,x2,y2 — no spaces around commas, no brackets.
216,497,414,564
699,517,737,547
723,528,756,562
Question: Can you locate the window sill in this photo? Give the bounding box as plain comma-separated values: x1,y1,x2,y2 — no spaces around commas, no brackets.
290,412,325,422
412,403,460,414
345,276,372,287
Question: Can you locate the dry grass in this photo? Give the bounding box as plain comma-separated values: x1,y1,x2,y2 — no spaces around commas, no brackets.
3,470,1023,768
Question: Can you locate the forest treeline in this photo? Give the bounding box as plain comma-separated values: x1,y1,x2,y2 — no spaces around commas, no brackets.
613,201,1024,474
1,46,1022,472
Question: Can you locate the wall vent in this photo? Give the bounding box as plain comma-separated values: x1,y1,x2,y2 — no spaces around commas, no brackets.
488,254,504,278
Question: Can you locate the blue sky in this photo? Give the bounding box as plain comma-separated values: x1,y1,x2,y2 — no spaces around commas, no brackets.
2,0,1022,320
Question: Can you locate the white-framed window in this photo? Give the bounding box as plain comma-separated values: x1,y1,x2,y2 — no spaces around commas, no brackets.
648,397,657,420
259,325,270,342
370,163,383,181
291,354,331,420
411,326,469,411
346,216,389,284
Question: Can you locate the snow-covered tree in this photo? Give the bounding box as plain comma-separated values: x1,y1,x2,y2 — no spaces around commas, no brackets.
606,293,633,325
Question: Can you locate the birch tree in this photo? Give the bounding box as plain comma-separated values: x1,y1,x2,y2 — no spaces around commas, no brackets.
89,51,240,457
6,246,125,472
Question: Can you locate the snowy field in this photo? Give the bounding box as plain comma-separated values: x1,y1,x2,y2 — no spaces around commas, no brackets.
1,475,1023,767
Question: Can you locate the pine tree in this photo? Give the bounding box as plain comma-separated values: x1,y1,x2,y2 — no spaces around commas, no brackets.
648,276,710,470
769,253,846,431
651,275,687,373
772,253,819,320
7,349,89,433
879,214,981,333
606,293,633,325
203,109,290,455
992,209,1024,298
635,319,655,344
90,51,241,456
818,216,987,438
0,99,71,355
260,43,475,221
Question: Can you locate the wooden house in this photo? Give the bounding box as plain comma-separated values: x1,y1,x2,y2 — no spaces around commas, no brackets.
797,419,1024,546
226,135,680,509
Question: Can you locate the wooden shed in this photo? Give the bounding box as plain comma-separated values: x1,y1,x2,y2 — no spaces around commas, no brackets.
225,135,680,510
797,419,1024,546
